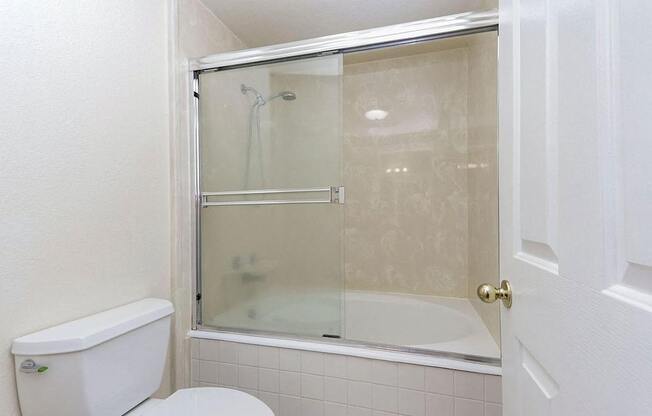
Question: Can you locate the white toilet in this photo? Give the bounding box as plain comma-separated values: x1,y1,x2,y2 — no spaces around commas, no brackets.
11,298,273,416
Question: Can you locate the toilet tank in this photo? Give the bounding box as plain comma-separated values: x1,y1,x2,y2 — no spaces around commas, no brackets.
12,298,174,416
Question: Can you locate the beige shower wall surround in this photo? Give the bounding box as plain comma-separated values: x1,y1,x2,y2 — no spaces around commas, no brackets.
343,39,497,302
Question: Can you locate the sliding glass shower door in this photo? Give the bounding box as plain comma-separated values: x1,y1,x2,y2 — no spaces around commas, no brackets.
198,55,344,338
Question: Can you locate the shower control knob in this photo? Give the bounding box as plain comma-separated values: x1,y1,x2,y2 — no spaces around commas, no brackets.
477,280,512,308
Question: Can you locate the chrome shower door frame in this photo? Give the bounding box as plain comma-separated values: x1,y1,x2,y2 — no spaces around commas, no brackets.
190,9,500,365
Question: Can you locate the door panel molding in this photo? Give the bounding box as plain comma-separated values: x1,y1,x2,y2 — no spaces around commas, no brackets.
514,0,559,269
610,1,652,299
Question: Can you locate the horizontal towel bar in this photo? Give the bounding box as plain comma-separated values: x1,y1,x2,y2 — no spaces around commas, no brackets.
201,186,344,207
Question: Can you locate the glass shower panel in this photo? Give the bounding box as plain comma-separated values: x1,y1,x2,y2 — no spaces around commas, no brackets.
340,32,500,357
198,55,344,338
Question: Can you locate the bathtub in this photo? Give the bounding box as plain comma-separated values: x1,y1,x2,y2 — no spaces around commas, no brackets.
193,290,500,375
345,291,500,359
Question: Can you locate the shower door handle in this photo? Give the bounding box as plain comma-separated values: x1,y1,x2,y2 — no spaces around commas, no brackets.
201,186,344,207
477,280,512,308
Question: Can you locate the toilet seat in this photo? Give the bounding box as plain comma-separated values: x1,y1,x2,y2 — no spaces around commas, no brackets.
144,387,273,416
125,399,163,415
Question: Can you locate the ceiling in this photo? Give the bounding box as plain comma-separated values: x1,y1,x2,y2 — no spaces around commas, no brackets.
200,0,493,48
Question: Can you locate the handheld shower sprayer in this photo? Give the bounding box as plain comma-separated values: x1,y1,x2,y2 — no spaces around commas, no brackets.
240,83,297,188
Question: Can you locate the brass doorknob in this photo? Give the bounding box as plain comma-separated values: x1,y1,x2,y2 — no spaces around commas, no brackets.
477,280,512,308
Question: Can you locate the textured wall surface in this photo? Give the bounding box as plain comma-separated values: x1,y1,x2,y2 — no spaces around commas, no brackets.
191,338,503,416
466,33,501,345
0,2,173,414
343,36,499,316
343,47,471,297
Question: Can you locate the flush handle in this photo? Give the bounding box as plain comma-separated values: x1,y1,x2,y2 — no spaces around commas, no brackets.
477,280,512,308
20,359,48,374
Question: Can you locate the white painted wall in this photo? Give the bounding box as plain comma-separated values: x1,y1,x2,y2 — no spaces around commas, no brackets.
0,2,172,414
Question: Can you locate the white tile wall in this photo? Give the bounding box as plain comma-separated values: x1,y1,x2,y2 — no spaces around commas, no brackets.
348,381,372,408
372,360,398,386
218,363,237,386
301,374,325,400
398,364,425,391
426,393,454,416
325,377,347,403
453,371,484,400
425,367,454,395
280,371,301,396
324,354,347,378
280,349,302,372
301,351,325,375
260,368,280,393
190,339,502,416
398,388,425,416
260,346,281,369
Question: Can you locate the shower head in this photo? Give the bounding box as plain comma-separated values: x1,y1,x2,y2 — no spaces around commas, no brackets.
269,91,297,101
241,84,296,105
281,91,297,101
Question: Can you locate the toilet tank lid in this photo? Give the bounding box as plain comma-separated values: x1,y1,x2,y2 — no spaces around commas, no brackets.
12,298,174,356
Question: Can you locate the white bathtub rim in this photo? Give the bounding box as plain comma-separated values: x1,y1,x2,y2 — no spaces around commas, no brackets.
188,329,502,375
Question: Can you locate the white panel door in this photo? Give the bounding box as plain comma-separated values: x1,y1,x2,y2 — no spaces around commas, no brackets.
499,0,652,415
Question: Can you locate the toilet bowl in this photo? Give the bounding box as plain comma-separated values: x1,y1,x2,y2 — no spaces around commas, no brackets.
127,388,273,416
125,398,164,416
12,298,273,416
